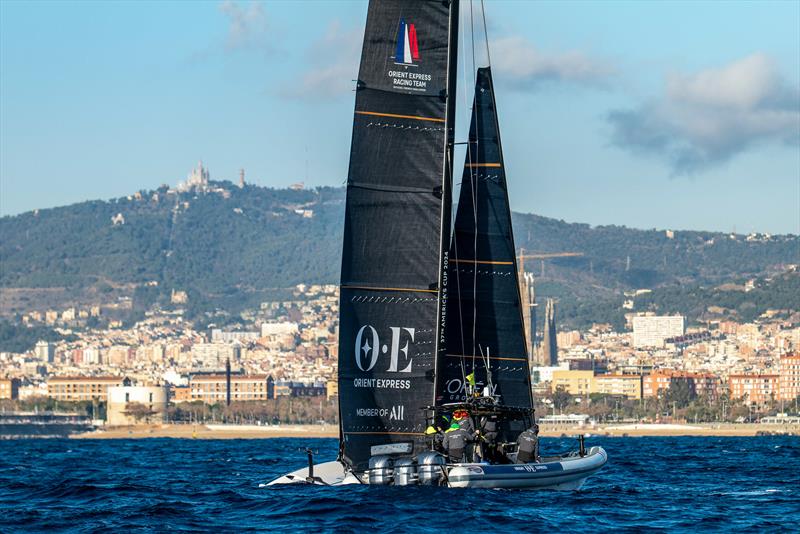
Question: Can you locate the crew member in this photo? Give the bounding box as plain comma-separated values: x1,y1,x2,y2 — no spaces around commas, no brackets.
453,409,478,460
516,423,540,464
453,409,474,433
425,414,450,452
476,414,499,463
442,421,473,463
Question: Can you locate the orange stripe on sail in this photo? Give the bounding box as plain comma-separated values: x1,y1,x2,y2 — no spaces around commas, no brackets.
451,259,514,265
355,111,445,123
344,431,425,436
341,285,438,294
445,354,528,362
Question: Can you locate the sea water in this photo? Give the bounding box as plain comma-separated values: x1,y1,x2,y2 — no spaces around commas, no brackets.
1,436,797,532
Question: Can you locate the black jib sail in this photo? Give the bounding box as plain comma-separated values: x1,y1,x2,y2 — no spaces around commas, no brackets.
437,67,533,414
337,0,458,471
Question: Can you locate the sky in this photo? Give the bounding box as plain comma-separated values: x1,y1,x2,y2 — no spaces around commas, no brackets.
1,0,798,234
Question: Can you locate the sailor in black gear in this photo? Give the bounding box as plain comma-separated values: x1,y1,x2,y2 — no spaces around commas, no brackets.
425,414,450,452
454,410,474,433
442,422,473,463
453,409,478,461
477,415,499,462
516,423,540,464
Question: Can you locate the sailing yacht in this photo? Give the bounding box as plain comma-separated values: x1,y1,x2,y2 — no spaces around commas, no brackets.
270,0,606,489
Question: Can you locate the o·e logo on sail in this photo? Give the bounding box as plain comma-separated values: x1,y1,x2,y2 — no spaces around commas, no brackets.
354,325,415,373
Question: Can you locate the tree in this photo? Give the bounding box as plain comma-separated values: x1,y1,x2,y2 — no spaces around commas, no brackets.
552,386,572,411
124,402,155,423
663,379,696,409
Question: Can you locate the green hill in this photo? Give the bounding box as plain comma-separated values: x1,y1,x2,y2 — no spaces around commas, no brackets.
1,182,797,325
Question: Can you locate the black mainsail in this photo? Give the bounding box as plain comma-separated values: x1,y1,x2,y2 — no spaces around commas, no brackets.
337,0,459,471
437,67,533,415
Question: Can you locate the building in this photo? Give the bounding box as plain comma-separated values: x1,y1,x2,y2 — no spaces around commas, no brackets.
273,381,326,398
171,386,192,403
0,378,20,400
171,289,188,304
260,322,299,337
551,370,593,396
779,353,800,401
106,346,134,366
210,329,260,343
519,272,537,360
643,371,720,401
191,343,241,369
106,385,168,425
542,299,558,366
691,373,721,402
665,331,712,351
177,161,210,191
643,371,676,398
83,347,101,365
632,315,685,348
557,330,583,348
729,374,779,406
530,363,569,384
538,414,591,426
189,374,270,403
593,374,643,400
34,341,55,363
47,376,130,401
326,380,338,400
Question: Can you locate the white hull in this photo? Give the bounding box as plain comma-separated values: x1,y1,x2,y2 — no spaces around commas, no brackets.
447,446,607,489
267,446,607,490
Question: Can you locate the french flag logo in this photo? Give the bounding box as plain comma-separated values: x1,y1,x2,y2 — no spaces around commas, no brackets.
394,18,419,65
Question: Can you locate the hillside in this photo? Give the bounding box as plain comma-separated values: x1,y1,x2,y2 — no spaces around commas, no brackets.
1,182,797,325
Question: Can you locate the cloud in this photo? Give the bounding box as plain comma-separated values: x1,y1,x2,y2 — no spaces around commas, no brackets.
282,21,362,99
489,36,615,88
219,1,269,52
608,53,800,174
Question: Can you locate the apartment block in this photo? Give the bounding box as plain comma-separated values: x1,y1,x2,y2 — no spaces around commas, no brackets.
47,376,129,401
729,374,779,405
0,378,20,400
632,315,685,348
551,370,594,396
779,353,800,401
189,374,270,403
593,374,643,400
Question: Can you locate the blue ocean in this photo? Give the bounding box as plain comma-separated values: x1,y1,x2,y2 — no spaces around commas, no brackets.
2,436,797,532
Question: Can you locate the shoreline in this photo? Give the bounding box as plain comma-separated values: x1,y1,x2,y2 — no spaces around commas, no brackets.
67,422,799,440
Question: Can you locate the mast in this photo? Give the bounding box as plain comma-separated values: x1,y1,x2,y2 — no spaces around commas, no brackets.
432,0,460,409
337,0,458,471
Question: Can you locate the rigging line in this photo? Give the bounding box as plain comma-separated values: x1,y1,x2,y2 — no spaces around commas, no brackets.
470,0,476,92
480,0,492,68
469,0,480,372
455,1,472,379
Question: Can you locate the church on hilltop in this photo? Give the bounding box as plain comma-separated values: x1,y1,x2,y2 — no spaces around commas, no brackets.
177,161,210,192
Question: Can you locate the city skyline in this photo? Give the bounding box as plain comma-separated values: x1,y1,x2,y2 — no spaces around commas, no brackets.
1,0,799,234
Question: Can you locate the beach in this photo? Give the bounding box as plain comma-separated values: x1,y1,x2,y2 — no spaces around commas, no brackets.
70,422,798,439
71,423,339,439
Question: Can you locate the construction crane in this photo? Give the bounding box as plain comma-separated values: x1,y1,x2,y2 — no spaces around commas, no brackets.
517,248,584,277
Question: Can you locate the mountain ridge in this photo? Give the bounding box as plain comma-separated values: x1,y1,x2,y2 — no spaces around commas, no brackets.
1,182,797,325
